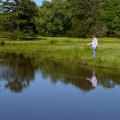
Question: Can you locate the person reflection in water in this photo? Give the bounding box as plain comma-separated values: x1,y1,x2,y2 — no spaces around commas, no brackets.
86,70,97,88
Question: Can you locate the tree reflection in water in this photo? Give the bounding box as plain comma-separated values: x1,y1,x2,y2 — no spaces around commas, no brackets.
38,59,120,91
0,52,35,93
0,52,120,93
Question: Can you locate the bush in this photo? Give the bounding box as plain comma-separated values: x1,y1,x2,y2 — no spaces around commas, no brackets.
0,41,5,46
116,32,120,38
50,40,57,44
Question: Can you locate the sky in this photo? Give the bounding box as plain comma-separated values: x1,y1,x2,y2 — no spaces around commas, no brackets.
34,0,43,5
34,0,51,5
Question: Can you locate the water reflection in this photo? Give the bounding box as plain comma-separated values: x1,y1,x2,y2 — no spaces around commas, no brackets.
0,52,120,93
38,60,120,91
86,70,97,88
0,53,35,92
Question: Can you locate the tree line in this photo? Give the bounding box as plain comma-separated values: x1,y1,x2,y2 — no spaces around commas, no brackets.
0,0,120,39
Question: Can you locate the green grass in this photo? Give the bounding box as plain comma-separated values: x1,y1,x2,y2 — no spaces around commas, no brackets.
0,37,120,68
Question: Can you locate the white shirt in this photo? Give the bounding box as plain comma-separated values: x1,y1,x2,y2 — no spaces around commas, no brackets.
86,76,97,88
90,76,97,87
88,37,98,49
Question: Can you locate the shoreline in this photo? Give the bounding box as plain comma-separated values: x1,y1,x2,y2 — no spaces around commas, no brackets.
0,37,120,69
0,51,120,69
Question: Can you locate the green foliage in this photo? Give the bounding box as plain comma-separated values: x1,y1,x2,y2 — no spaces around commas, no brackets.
69,0,107,37
36,0,111,38
0,40,5,46
36,0,71,36
102,0,120,37
0,0,120,38
0,0,39,39
116,31,120,38
0,37,120,67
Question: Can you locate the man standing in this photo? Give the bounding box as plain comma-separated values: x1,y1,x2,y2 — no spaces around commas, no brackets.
87,35,98,59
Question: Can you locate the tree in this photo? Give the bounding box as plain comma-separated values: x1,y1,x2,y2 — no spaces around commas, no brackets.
0,0,39,39
36,0,71,36
68,0,106,37
102,0,120,37
1,0,120,38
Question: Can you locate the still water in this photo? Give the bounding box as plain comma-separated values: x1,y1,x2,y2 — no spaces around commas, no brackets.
0,53,120,120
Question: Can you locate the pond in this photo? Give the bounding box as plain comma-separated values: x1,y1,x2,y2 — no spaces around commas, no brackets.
0,53,120,120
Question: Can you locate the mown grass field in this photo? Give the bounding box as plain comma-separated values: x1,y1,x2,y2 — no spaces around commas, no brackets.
0,37,120,68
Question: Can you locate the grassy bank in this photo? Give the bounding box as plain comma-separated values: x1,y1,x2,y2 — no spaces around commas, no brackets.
0,37,120,68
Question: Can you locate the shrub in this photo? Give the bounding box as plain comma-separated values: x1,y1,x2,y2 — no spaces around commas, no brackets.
0,41,5,46
116,32,120,38
50,40,57,44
